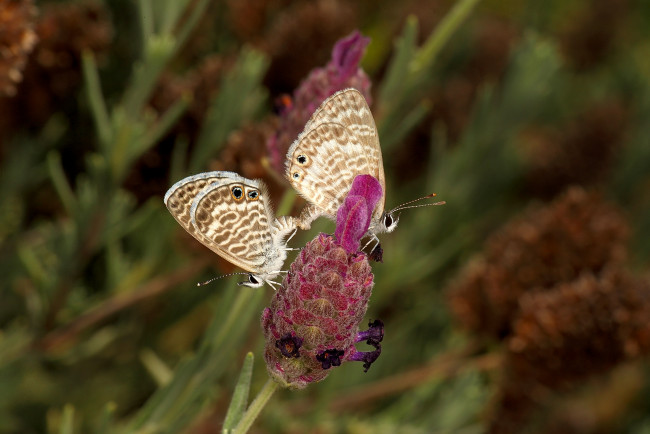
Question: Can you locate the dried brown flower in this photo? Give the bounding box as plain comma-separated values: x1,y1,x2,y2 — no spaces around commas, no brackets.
488,269,650,433
0,0,112,132
447,187,629,339
509,269,650,388
0,0,38,97
560,0,629,70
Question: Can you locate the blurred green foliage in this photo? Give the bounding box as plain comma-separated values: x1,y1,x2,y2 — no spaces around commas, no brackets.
1,0,649,433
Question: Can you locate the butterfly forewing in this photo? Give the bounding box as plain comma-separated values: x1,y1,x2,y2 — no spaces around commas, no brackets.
288,122,379,218
287,88,386,222
304,88,385,194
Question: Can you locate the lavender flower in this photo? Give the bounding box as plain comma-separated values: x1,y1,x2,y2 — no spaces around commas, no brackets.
261,175,384,389
267,30,372,172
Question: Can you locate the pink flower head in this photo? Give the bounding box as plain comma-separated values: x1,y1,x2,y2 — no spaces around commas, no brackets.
335,175,384,254
261,176,384,389
267,30,372,172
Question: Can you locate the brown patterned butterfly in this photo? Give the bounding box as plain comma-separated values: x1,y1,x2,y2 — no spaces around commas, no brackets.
164,171,296,288
286,88,444,249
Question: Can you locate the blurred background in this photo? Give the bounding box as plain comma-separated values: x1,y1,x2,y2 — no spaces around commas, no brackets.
1,0,650,432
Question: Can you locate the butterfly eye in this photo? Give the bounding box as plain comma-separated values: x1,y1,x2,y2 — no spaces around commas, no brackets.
247,189,259,201
384,213,393,228
231,186,244,201
297,155,308,165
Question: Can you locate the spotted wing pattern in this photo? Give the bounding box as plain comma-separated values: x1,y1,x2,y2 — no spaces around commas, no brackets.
190,180,274,273
164,171,233,241
164,171,287,277
286,88,385,226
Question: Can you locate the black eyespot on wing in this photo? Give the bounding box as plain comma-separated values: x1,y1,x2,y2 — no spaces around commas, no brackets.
231,186,244,201
297,155,307,164
247,190,259,201
293,172,300,179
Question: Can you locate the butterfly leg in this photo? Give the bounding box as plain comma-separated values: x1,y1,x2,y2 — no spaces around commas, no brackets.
296,204,322,230
266,279,281,291
283,228,301,251
361,234,380,251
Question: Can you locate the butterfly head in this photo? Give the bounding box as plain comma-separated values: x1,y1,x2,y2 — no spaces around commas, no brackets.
198,272,267,288
238,273,265,288
380,211,399,233
381,193,446,233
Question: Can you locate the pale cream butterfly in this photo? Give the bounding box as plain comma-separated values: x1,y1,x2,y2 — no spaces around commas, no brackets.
285,88,444,250
164,171,297,288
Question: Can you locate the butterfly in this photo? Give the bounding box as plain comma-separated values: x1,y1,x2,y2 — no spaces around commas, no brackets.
285,88,444,252
164,171,297,288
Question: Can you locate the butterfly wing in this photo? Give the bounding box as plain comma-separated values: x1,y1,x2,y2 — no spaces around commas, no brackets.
304,88,385,207
164,171,235,237
286,89,385,223
165,172,278,275
189,177,277,274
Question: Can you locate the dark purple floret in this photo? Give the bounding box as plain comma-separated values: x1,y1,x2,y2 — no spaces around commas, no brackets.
275,333,303,358
348,345,382,373
356,319,384,346
316,349,346,370
261,175,385,388
369,243,384,262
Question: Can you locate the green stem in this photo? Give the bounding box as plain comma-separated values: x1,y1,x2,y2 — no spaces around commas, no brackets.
232,379,279,434
411,0,482,77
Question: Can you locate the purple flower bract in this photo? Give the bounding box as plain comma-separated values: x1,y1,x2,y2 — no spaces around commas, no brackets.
261,175,384,389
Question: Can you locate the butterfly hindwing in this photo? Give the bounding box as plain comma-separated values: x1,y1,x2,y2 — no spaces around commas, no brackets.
165,171,291,281
190,179,274,272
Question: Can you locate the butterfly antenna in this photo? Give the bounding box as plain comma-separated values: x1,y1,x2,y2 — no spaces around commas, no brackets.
390,193,446,213
196,272,251,287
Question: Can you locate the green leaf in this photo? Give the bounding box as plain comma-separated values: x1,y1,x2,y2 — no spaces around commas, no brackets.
58,404,75,434
379,15,418,108
47,151,77,216
82,51,112,148
232,379,279,434
223,352,254,431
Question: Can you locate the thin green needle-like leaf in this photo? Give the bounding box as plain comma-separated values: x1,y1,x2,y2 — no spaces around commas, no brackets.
140,94,190,154
58,404,75,434
411,0,481,77
223,353,254,431
174,0,211,51
96,402,116,434
47,151,77,215
138,0,154,41
232,379,279,434
82,50,112,148
140,348,174,387
379,15,418,108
